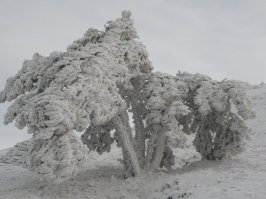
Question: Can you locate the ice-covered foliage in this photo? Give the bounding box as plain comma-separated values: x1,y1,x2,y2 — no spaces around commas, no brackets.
176,73,255,159
0,11,254,181
0,11,151,180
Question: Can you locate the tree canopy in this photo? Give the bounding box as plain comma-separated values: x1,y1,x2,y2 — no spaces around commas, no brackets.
0,11,255,182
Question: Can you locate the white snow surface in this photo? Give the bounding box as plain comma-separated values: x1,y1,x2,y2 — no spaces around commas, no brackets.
0,85,266,199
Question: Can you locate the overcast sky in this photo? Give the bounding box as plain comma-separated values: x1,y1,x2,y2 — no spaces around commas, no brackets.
0,0,266,149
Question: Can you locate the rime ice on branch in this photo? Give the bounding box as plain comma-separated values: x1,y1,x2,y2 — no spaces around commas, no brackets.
0,11,255,181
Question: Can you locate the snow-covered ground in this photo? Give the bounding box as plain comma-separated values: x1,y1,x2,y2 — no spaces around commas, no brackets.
0,84,266,199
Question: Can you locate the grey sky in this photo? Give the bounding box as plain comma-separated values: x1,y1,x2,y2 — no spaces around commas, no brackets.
0,0,266,149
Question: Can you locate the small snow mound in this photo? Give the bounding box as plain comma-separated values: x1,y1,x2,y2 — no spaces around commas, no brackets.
0,140,31,168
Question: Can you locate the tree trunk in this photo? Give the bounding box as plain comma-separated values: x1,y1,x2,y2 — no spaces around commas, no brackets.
148,129,166,170
144,124,166,170
131,99,146,168
112,112,141,177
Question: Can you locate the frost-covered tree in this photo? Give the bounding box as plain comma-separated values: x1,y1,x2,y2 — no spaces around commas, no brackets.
0,11,255,181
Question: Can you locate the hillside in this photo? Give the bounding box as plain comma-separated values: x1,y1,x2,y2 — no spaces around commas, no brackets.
0,84,265,199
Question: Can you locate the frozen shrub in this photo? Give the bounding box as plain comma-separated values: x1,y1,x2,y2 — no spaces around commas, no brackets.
0,11,254,181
